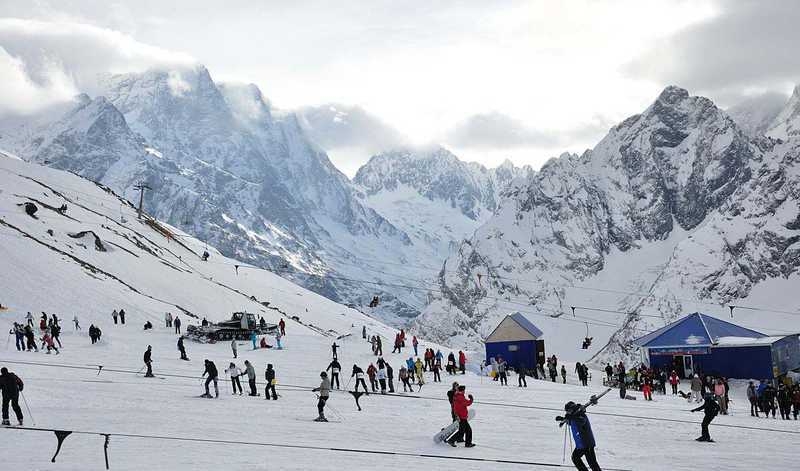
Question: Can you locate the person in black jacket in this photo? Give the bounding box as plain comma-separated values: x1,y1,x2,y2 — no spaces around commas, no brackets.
143,346,154,377
351,365,368,392
326,359,341,389
177,336,189,360
202,360,219,398
265,364,277,400
0,367,24,426
557,400,601,471
691,393,720,442
447,382,459,422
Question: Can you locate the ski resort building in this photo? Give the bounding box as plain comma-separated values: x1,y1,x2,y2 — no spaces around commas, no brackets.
633,312,800,380
484,312,545,371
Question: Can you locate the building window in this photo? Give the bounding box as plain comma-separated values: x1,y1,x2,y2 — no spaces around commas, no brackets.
508,344,519,352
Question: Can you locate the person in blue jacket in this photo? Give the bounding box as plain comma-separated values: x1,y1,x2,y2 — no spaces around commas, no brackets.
558,400,601,471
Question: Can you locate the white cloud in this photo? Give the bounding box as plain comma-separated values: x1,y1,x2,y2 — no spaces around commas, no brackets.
0,18,195,114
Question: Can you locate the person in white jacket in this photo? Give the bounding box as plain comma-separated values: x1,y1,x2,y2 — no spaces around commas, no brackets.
225,362,243,395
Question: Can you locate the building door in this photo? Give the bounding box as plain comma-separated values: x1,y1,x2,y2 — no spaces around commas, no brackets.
674,355,685,378
683,355,694,378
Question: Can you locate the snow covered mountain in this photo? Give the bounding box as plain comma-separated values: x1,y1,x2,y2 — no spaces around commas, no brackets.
767,85,800,140
414,86,800,362
0,64,436,324
726,91,787,137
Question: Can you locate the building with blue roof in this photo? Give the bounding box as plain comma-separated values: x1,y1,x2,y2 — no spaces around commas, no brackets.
484,312,545,371
633,312,800,380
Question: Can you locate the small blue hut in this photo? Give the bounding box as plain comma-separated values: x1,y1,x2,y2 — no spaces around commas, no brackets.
484,312,545,371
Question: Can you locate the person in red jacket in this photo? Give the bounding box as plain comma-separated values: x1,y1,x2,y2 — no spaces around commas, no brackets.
458,351,467,375
447,385,475,447
669,370,680,395
278,318,286,336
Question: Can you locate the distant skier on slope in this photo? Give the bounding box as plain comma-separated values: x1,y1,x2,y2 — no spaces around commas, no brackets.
265,364,277,400
558,399,601,471
326,359,341,389
202,360,219,398
312,372,331,422
143,346,154,377
691,393,720,442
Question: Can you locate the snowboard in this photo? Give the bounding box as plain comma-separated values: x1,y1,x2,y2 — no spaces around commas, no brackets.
433,409,476,444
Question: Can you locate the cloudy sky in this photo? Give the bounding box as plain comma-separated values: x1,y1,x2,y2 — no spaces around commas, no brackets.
1,0,799,174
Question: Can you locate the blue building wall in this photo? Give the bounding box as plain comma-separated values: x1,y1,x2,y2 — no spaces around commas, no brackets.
648,345,775,379
486,340,537,370
771,335,800,375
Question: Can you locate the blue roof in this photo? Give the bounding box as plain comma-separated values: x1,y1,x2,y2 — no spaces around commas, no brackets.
509,312,544,338
633,312,764,348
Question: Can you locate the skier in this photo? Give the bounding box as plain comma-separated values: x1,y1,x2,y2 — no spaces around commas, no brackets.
458,351,466,374
177,336,189,361
669,371,680,395
447,385,475,447
432,360,442,382
202,359,219,398
331,342,339,360
119,309,126,324
73,315,80,330
392,333,402,353
231,339,238,358
415,358,425,386
412,335,419,356
691,393,720,442
559,399,601,471
41,330,59,354
225,362,243,395
13,323,24,351
112,309,119,325
51,323,62,348
0,367,24,426
25,312,34,327
351,365,368,392
377,363,387,394
386,362,395,393
447,352,456,374
143,345,154,377
312,372,330,422
278,318,286,336
174,316,181,334
399,366,413,392
405,357,416,382
265,364,277,400
244,360,257,396
326,358,341,389
367,363,378,392
518,367,527,387
497,358,508,386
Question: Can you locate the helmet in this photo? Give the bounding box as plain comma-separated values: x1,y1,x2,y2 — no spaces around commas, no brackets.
320,371,328,377
564,401,577,412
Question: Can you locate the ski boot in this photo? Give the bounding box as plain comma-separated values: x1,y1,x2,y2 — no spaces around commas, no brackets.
1,420,10,426
200,393,212,398
314,416,328,422
18,419,23,426
465,443,476,448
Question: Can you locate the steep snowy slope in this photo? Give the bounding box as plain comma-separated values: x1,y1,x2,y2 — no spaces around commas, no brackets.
414,86,800,363
726,92,787,137
0,153,397,339
767,85,800,140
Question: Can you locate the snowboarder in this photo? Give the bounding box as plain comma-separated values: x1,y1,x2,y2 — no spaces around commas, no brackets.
351,364,368,392
119,309,126,324
202,359,219,398
312,372,330,421
0,367,24,426
143,346,154,377
559,400,601,471
177,336,189,360
278,318,286,336
225,363,243,395
244,360,257,396
174,316,181,334
112,309,118,325
326,359,341,389
447,385,474,447
691,393,720,442
73,315,80,330
231,339,238,358
265,364,277,400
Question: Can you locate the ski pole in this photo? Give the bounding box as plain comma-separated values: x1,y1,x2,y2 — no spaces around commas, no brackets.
20,391,35,425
